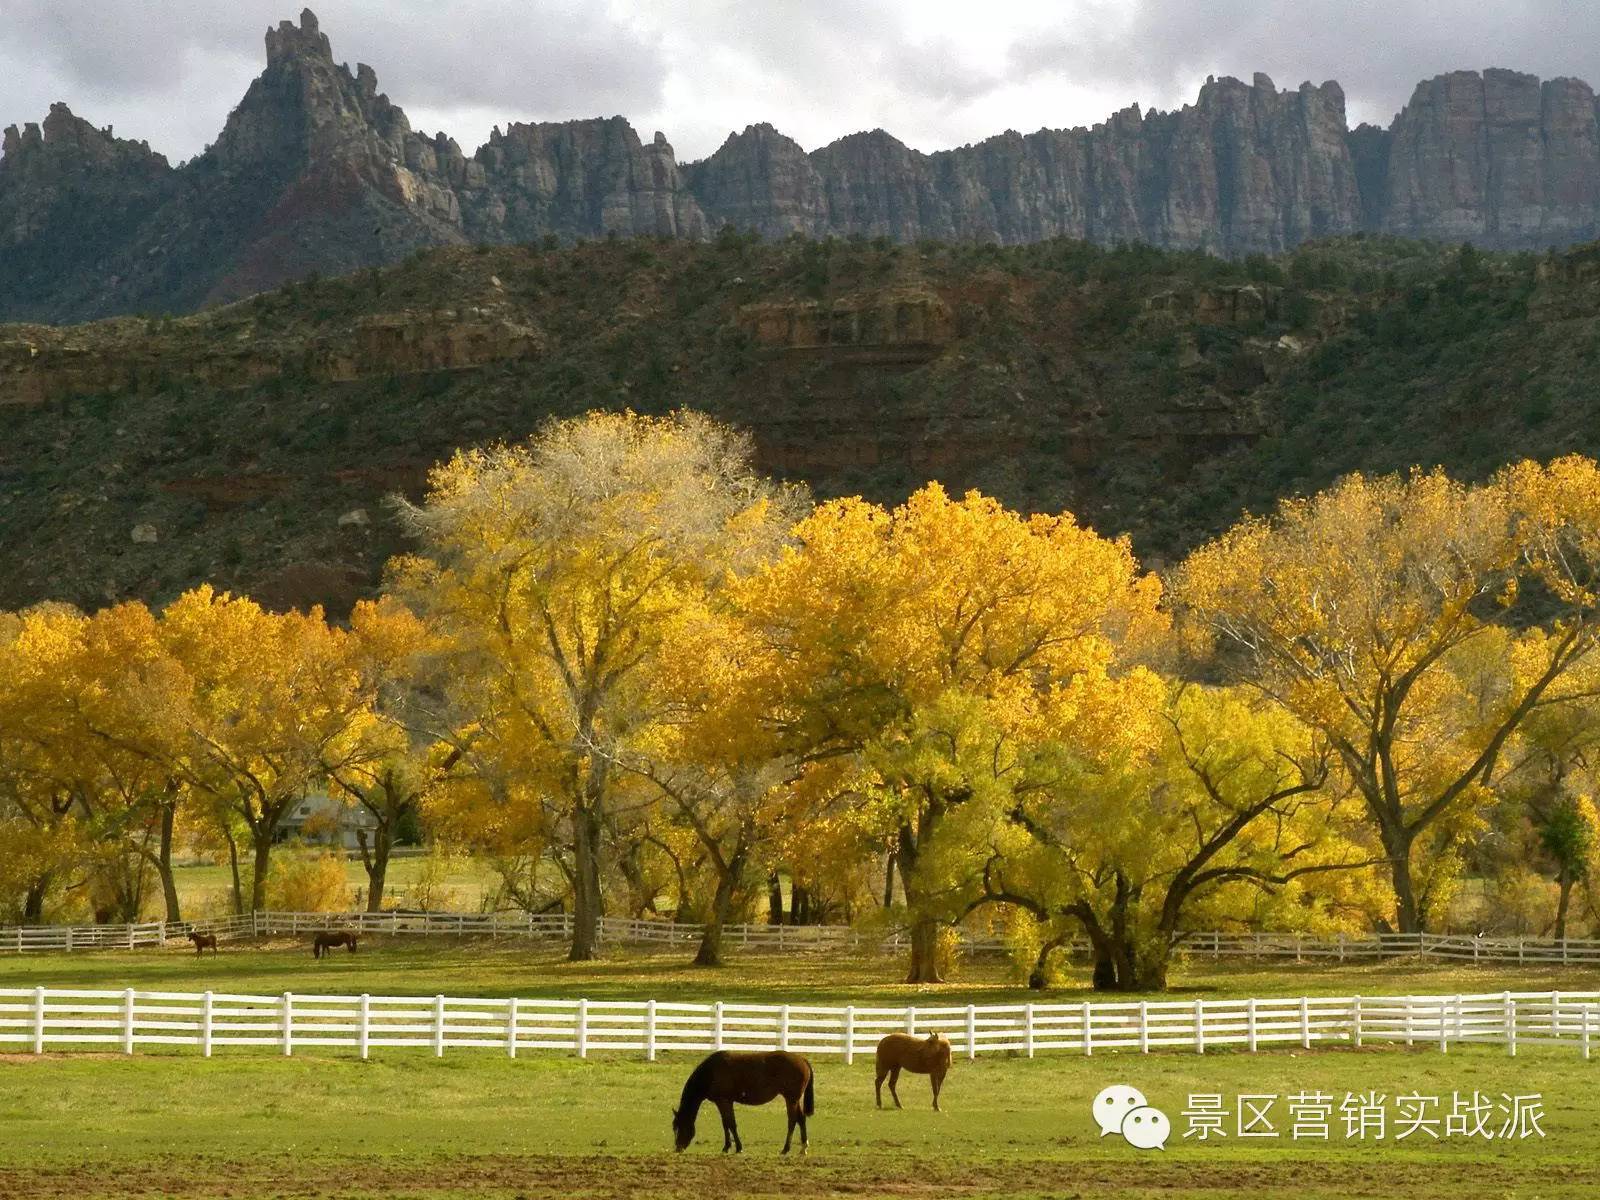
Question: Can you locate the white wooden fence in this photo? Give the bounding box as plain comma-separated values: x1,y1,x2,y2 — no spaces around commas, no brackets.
6,912,1600,966
1,986,1594,1061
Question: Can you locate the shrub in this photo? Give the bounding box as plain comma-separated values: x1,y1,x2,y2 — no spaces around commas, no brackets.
265,848,352,912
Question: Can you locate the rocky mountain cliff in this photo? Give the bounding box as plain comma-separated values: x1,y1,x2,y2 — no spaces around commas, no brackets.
5,9,1600,322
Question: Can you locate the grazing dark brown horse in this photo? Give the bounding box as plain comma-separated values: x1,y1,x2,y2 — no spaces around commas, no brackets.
312,931,358,959
671,1050,814,1154
875,1031,951,1110
187,931,219,956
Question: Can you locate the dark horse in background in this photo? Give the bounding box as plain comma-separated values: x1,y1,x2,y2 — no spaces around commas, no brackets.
672,1050,814,1154
312,931,358,959
875,1031,952,1110
187,931,219,956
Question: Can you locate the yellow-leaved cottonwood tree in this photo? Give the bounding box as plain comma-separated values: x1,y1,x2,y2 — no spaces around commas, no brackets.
1173,460,1600,933
967,685,1372,990
391,411,806,960
739,483,1166,982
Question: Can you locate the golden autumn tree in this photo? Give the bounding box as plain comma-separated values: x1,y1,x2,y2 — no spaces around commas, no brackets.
1173,460,1600,933
159,587,371,912
320,597,459,912
739,484,1166,982
390,411,805,960
0,607,91,922
970,685,1371,990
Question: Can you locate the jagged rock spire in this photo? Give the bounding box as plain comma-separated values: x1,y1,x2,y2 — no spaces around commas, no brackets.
265,8,332,66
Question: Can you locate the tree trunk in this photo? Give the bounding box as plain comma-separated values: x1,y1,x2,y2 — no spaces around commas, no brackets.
882,852,896,908
767,872,784,924
1555,870,1574,941
1028,930,1071,990
22,875,49,924
248,829,274,913
363,822,393,914
569,801,604,961
904,915,945,984
224,826,244,917
790,884,809,926
1382,826,1423,933
695,867,739,968
156,803,181,924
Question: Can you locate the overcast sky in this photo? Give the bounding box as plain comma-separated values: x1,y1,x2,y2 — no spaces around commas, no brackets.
5,2,1600,166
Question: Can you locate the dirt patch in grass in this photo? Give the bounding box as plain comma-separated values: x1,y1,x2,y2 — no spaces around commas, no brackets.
2,1155,1594,1200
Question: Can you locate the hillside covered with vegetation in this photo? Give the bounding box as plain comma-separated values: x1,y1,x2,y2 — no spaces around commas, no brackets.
1,231,1597,612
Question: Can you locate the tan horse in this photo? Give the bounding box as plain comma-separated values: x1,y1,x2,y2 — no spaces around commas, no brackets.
875,1031,951,1110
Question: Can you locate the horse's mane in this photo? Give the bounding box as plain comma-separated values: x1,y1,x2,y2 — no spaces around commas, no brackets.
678,1054,718,1112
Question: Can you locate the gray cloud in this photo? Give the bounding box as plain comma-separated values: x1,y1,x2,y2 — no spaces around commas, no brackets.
1007,2,1600,128
5,1,1600,166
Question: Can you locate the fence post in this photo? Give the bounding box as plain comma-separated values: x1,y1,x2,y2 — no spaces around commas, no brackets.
1352,995,1362,1048
646,999,658,1062
65,926,73,953
1300,996,1310,1049
127,925,135,951
433,995,446,1058
189,988,211,1061
1505,991,1516,1057
282,992,294,1057
1405,996,1414,1047
1195,998,1205,1054
506,998,518,1060
1081,1001,1092,1057
158,923,167,949
965,1004,977,1060
1138,1001,1149,1054
1584,1005,1592,1061
714,1001,724,1050
122,988,136,1055
843,1005,855,1065
905,1005,917,1036
1024,1003,1035,1059
779,1004,790,1052
576,999,589,1059
1247,997,1257,1052
1454,993,1464,1044
359,993,370,1061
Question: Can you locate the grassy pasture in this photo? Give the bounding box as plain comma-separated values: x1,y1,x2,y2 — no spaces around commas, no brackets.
1,1045,1596,1198
3,942,1599,1198
2,939,1598,1004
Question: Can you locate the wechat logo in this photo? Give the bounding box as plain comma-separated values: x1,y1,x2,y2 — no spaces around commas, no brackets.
1093,1084,1170,1151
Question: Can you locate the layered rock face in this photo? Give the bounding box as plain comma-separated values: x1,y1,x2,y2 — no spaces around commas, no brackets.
1375,69,1600,246
6,8,1600,324
709,74,1361,253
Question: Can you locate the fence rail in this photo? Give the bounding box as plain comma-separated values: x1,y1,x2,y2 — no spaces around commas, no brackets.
1,985,1594,1061
5,913,1600,966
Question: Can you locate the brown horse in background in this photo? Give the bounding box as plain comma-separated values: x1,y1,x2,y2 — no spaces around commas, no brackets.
672,1050,814,1154
875,1032,951,1110
312,931,358,959
187,931,218,956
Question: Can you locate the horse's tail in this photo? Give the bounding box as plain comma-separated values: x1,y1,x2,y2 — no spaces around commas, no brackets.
804,1070,815,1116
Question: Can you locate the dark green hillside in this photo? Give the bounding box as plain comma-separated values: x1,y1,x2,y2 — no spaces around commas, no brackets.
0,232,1594,612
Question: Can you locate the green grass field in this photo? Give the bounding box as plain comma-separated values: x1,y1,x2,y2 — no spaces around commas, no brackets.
3,939,1598,1004
3,942,1598,1198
